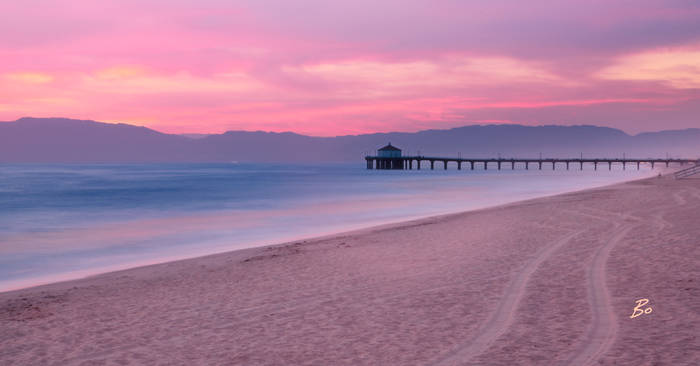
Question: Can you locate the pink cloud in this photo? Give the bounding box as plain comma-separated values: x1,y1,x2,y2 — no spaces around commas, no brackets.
1,1,699,135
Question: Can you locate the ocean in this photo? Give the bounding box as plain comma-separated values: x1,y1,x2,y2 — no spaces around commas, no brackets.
0,162,655,292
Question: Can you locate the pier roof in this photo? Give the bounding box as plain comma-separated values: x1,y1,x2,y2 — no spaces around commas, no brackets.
378,143,401,151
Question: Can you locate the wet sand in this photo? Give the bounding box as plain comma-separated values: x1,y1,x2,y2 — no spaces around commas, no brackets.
1,174,699,365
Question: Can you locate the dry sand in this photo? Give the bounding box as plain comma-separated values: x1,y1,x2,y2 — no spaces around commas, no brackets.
1,175,699,365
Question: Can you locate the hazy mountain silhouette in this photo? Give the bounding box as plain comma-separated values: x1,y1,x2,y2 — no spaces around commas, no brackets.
1,117,697,163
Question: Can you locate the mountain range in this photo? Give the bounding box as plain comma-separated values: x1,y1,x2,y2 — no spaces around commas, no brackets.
0,117,698,163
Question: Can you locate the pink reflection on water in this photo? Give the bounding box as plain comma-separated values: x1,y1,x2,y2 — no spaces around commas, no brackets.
0,193,429,256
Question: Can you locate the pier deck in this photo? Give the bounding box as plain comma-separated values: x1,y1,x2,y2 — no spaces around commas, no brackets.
365,156,698,171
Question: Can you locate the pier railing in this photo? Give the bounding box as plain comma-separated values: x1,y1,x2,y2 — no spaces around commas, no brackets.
674,164,700,179
365,155,697,171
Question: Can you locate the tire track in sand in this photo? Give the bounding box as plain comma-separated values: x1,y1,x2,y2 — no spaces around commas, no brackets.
688,186,700,201
672,190,687,205
430,230,584,366
560,220,634,366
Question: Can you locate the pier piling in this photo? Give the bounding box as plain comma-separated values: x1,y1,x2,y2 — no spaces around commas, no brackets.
365,155,696,172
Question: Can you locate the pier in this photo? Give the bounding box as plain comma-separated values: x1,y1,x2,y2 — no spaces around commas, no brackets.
365,155,698,171
366,143,698,171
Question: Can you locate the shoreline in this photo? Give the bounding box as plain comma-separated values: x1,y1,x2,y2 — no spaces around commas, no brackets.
2,172,697,365
0,170,658,295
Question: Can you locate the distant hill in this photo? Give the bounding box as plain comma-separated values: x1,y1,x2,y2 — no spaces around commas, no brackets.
0,117,698,163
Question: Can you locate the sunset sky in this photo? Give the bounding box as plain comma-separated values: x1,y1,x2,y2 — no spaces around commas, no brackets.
1,0,699,136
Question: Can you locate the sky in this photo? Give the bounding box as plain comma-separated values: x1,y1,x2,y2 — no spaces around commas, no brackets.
1,0,699,136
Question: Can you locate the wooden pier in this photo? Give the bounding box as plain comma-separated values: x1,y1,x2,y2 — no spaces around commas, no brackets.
365,156,698,171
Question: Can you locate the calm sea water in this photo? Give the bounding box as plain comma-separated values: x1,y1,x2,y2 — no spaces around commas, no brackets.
0,163,655,291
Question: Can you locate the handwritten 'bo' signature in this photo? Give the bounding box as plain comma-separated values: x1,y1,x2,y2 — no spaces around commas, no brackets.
630,298,652,319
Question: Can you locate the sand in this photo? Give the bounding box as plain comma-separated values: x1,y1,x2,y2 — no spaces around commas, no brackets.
1,174,699,365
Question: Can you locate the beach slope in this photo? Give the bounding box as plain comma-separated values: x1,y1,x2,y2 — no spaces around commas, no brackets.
1,175,699,365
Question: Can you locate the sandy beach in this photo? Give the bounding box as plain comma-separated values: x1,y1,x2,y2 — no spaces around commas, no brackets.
1,174,698,365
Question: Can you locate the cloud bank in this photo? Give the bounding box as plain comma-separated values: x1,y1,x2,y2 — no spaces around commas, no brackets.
1,0,699,135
